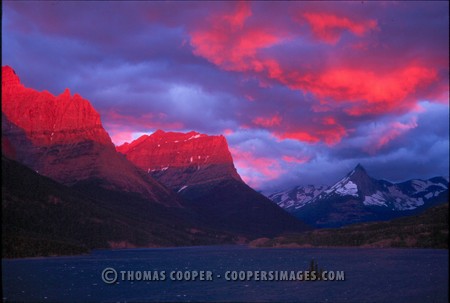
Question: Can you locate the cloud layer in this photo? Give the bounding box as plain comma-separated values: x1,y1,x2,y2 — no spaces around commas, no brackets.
2,1,448,192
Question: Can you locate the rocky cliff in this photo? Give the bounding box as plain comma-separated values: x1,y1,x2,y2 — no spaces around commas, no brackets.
1,66,179,206
117,130,242,191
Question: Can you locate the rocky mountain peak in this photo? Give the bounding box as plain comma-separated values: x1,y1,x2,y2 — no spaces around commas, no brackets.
117,130,243,191
354,163,366,172
2,66,112,147
2,66,22,91
1,66,181,206
347,163,372,185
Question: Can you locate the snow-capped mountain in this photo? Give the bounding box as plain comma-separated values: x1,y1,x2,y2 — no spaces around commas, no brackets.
315,164,448,211
269,184,328,211
269,164,449,227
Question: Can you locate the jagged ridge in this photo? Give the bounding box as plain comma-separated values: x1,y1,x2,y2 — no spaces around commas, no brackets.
268,164,449,227
1,66,180,206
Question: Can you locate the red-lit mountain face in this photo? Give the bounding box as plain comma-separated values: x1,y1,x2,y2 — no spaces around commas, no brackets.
117,130,243,191
1,66,179,206
118,131,309,236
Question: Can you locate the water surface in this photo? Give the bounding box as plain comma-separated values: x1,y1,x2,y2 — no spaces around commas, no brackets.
2,246,448,302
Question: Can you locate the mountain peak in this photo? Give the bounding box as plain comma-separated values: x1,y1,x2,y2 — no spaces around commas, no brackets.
321,163,377,199
355,163,365,171
117,130,243,190
2,66,22,88
348,163,369,179
59,88,71,98
2,69,111,147
152,129,166,136
1,67,183,206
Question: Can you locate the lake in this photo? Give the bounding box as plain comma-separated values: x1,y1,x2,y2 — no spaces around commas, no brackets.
2,246,448,302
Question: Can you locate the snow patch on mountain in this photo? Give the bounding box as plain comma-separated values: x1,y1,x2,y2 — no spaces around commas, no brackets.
324,176,359,198
178,185,188,193
363,191,387,207
335,181,358,197
187,134,202,140
268,185,328,211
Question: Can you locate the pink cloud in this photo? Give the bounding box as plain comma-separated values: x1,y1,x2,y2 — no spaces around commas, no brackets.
273,116,347,145
230,146,286,188
301,12,378,44
252,113,282,127
278,65,438,116
187,3,444,148
103,110,184,130
223,128,234,135
275,131,320,144
108,131,137,146
189,2,286,74
365,117,418,153
282,155,310,164
102,110,184,145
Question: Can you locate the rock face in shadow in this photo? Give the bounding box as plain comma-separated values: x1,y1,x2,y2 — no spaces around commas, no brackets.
2,156,236,258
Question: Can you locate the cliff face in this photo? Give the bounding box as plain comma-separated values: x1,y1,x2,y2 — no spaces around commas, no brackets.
2,66,111,147
117,130,243,191
1,66,179,206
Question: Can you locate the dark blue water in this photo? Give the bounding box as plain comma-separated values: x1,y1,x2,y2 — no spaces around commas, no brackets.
2,246,448,302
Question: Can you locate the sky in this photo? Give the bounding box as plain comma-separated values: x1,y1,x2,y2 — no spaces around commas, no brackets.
2,1,449,193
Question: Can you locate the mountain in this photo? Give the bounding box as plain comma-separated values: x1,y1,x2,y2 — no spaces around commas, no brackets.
118,131,309,236
269,184,329,212
269,164,449,228
1,66,307,257
1,66,179,207
317,164,448,210
117,130,243,191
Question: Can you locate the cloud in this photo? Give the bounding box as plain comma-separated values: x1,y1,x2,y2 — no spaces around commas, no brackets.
307,66,438,116
186,2,446,147
364,116,418,154
230,146,286,189
282,155,310,164
252,114,282,127
189,2,285,77
301,12,378,44
2,1,448,192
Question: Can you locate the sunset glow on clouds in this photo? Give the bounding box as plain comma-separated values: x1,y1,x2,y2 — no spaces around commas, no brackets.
301,12,378,44
2,1,448,191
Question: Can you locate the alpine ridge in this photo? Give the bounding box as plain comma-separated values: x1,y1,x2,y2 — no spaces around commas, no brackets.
1,66,180,206
269,164,449,227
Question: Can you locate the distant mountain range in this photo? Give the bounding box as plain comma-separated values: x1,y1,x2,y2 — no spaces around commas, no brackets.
269,164,449,227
